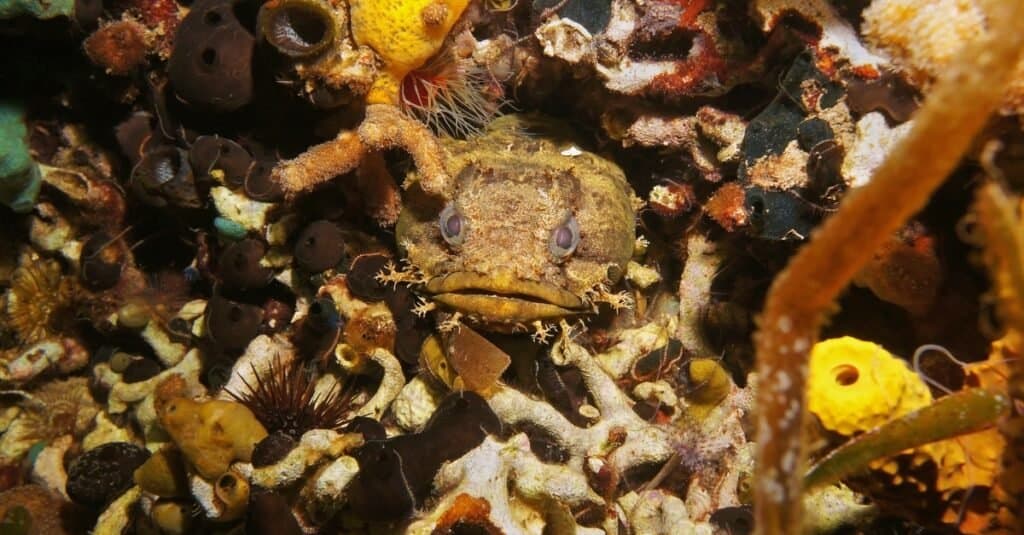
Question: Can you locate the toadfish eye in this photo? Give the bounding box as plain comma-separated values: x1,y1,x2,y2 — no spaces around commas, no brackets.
549,215,580,260
439,203,467,246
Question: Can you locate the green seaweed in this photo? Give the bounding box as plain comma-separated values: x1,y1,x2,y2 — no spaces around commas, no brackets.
804,388,1009,492
0,0,75,20
0,101,41,213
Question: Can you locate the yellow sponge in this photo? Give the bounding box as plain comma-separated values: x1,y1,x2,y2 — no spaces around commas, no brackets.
349,0,470,104
807,336,932,436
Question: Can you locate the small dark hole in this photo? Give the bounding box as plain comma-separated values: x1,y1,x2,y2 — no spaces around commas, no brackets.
286,6,328,46
204,9,223,25
229,305,242,322
832,365,859,386
778,12,822,39
169,317,190,335
201,48,217,66
310,302,323,315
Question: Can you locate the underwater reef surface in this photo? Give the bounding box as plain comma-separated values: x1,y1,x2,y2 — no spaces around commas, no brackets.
1,0,1024,533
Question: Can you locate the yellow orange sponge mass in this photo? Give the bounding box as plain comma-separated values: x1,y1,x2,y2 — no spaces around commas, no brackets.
349,0,470,105
807,336,932,436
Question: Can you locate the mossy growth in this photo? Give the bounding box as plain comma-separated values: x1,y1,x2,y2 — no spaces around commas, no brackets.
0,101,41,213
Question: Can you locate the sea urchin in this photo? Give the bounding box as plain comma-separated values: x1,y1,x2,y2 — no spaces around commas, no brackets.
228,357,356,439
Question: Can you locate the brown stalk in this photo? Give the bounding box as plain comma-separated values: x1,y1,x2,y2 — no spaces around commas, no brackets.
751,2,1024,533
973,182,1024,532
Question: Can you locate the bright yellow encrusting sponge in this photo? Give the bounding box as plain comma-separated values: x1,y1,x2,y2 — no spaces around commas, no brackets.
349,0,470,105
807,336,932,436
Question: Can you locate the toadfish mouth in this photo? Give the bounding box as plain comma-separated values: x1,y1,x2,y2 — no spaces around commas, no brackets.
425,271,586,324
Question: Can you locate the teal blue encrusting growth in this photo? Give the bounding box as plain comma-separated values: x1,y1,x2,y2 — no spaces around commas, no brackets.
0,0,75,19
214,217,248,241
0,101,41,213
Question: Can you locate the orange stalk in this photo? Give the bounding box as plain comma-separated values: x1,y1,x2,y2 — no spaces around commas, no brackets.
751,1,1024,533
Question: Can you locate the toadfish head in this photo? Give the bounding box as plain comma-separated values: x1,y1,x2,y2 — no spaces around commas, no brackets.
395,115,638,331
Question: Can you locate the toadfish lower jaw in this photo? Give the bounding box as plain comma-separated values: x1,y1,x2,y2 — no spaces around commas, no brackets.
425,271,587,325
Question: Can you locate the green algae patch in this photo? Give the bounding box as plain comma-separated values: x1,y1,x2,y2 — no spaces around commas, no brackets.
0,0,75,20
0,101,41,213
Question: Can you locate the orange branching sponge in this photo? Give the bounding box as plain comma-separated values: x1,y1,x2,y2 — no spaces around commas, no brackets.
863,0,1024,114
751,0,1024,532
273,131,366,199
271,104,451,209
972,181,1024,533
269,0,470,211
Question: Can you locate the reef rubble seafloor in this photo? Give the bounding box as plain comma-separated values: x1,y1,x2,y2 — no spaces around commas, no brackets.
1,0,1024,534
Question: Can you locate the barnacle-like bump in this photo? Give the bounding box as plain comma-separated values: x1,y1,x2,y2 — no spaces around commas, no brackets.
710,506,754,535
258,0,337,58
133,448,189,498
130,146,201,208
295,297,343,358
347,253,391,301
293,220,345,273
214,470,250,520
167,0,255,112
305,296,342,334
244,160,285,202
151,502,192,534
190,135,252,188
347,392,500,521
205,295,264,351
247,492,304,535
122,357,163,383
114,111,157,166
251,431,297,467
218,238,273,289
80,231,126,291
